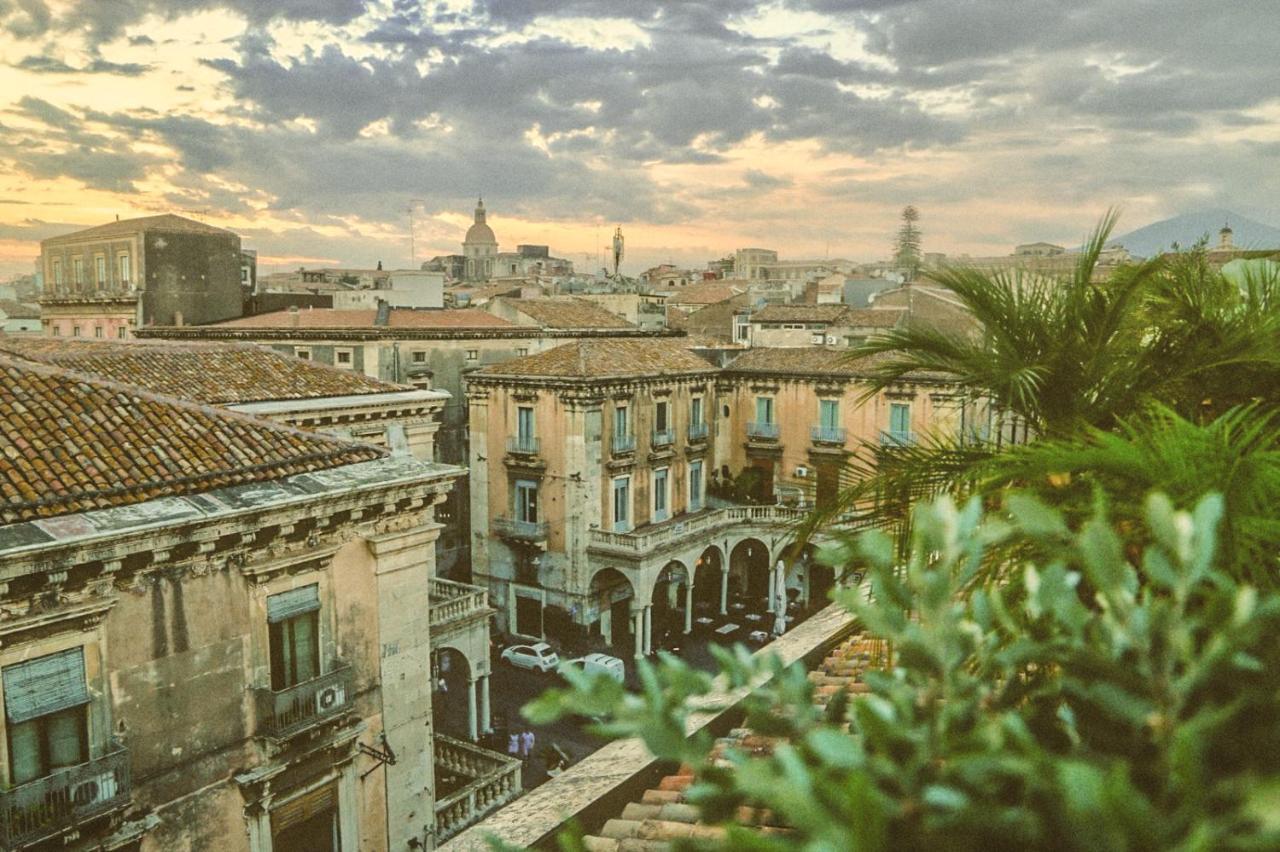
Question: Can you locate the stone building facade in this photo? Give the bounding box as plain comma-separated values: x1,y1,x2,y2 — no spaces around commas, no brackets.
39,214,244,340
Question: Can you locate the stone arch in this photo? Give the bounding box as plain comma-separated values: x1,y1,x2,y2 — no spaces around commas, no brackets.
650,560,690,642
728,537,771,608
588,567,636,656
692,545,723,610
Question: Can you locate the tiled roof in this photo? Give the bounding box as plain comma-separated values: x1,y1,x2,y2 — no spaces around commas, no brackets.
845,308,906,327
43,214,235,243
0,300,40,319
501,298,636,329
0,336,404,404
750,305,852,324
0,355,383,524
579,634,887,850
213,308,515,329
662,280,747,306
474,338,716,381
724,346,895,377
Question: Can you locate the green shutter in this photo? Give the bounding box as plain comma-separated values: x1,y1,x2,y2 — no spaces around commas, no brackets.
267,584,320,624
3,648,90,724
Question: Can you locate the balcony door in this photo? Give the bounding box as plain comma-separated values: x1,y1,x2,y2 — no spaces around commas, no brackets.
3,648,90,786
516,406,534,446
272,782,340,852
515,480,539,524
268,585,321,691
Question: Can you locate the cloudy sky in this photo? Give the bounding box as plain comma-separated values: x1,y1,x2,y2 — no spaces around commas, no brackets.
1,0,1278,276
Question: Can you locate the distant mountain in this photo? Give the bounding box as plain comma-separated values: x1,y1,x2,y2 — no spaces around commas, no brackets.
1109,209,1280,257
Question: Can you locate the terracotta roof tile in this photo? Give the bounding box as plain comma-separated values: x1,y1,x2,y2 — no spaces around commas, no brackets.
751,304,904,326
501,298,636,329
0,336,404,404
0,355,383,524
724,346,896,378
473,338,716,381
212,308,515,330
662,281,747,306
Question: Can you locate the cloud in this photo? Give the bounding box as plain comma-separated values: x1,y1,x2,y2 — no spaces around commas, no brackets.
14,54,150,75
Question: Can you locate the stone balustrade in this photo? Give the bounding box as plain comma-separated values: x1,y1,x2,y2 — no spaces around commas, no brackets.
429,578,490,632
588,505,807,555
433,734,522,843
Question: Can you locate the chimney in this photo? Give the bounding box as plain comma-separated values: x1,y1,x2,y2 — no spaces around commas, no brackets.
289,305,300,328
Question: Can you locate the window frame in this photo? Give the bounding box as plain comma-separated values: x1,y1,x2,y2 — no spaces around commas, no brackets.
612,475,631,532
653,466,669,521
514,479,539,524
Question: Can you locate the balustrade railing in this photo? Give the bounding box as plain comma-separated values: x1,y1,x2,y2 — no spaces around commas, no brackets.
255,664,354,740
651,428,675,447
429,578,489,631
611,434,636,454
879,430,916,446
687,422,709,442
588,504,808,554
433,734,522,843
747,421,780,440
506,435,539,455
810,425,847,444
0,743,130,849
493,517,549,542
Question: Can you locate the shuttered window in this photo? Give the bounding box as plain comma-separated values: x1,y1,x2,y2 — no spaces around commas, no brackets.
272,781,339,846
3,648,90,725
267,585,320,624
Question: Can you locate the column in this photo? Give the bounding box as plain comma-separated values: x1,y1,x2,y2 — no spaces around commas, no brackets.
633,609,644,660
643,605,653,655
719,567,729,615
766,564,776,613
466,677,478,741
683,583,694,634
480,674,492,734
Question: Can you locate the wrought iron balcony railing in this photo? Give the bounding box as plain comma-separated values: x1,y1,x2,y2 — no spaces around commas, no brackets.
506,435,539,455
687,422,709,442
747,421,780,440
0,742,131,850
651,429,675,447
810,425,847,445
879,430,916,447
611,434,636,454
255,663,354,740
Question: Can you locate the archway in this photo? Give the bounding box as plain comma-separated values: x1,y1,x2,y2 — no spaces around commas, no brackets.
692,546,723,613
651,561,689,646
431,646,473,741
728,538,771,612
588,568,635,658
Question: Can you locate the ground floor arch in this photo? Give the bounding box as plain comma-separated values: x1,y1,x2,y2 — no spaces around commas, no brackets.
728,537,771,609
651,560,691,643
433,645,491,741
588,567,636,658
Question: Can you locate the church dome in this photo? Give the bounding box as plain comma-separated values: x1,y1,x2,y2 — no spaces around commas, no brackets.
463,198,497,246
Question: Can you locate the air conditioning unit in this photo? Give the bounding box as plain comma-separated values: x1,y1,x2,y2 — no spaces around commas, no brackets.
825,335,839,345
810,333,824,344
72,771,117,806
795,465,810,478
316,682,348,714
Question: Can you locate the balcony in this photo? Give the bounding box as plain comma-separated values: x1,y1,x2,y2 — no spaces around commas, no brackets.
611,433,636,455
429,578,491,636
255,664,355,740
588,505,808,557
651,428,675,448
433,735,521,843
493,516,549,544
0,743,131,850
879,430,916,447
506,435,540,455
687,422,709,442
747,421,780,441
810,425,847,445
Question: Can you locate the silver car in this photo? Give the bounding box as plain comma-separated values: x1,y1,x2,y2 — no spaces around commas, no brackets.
500,642,561,673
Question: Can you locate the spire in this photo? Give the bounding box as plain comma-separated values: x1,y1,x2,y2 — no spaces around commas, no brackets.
475,197,486,225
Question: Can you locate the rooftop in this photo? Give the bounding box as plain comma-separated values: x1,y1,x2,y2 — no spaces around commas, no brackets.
42,214,236,245
0,354,384,525
473,338,717,381
662,280,748,306
750,304,859,324
0,300,39,319
0,336,405,405
496,297,636,329
212,307,516,330
724,346,897,378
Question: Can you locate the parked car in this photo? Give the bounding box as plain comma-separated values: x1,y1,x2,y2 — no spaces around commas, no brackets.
560,653,626,683
501,642,561,672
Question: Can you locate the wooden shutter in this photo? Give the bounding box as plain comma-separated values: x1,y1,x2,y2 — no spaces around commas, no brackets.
267,585,320,624
271,781,337,835
3,648,90,724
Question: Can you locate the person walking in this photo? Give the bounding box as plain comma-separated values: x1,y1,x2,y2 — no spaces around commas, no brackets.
520,729,536,760
507,731,520,759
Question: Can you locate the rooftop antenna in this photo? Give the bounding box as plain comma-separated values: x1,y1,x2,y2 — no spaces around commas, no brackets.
407,198,426,268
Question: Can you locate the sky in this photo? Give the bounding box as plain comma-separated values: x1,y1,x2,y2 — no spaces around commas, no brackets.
1,0,1278,277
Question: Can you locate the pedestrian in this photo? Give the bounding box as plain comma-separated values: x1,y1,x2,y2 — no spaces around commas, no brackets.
437,676,448,694
520,729,535,760
507,732,520,758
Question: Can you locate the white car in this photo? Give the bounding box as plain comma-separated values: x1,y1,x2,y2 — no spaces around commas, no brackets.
561,653,626,683
501,642,560,673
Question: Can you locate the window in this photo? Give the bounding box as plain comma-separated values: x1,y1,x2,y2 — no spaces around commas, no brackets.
820,399,839,428
118,253,130,286
655,400,669,433
240,267,249,283
267,586,321,691
653,467,669,522
72,326,81,337
95,255,106,287
294,347,311,361
889,402,911,440
94,325,103,338
412,350,426,364
690,397,703,427
516,348,528,356
51,325,61,337
116,326,127,340
614,404,629,438
755,396,775,424
4,649,91,786
517,406,535,445
612,476,631,532
689,460,703,511
515,480,539,523
335,348,353,367
72,257,83,286
52,259,63,287
466,349,478,361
